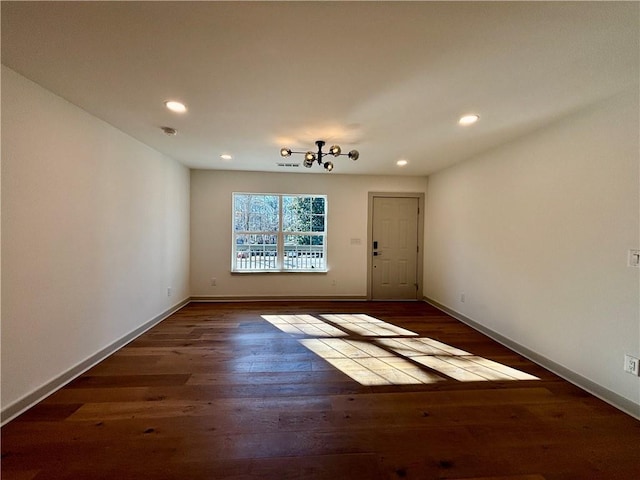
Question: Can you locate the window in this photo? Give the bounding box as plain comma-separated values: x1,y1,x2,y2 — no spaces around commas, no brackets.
233,193,327,272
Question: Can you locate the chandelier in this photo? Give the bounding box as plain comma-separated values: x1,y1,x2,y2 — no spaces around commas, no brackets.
280,140,359,172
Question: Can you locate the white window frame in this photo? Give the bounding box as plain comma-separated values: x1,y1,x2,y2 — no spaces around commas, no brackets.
232,192,328,273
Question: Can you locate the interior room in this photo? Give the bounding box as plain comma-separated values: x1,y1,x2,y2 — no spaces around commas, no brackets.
1,2,639,479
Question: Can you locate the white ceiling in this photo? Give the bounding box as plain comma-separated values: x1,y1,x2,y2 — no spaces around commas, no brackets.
2,1,638,176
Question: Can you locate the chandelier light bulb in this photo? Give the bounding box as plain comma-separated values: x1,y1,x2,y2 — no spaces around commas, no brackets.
324,161,334,171
329,145,341,156
348,150,359,161
305,152,316,162
280,148,292,157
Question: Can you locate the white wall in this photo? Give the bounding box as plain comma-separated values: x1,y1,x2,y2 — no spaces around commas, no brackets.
424,89,640,414
190,170,427,298
1,66,191,413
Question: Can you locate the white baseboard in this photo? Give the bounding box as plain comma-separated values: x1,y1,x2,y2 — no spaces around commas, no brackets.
1,298,190,426
190,295,368,302
423,297,640,420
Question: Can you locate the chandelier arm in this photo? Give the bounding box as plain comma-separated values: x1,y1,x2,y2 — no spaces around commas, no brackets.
288,151,351,158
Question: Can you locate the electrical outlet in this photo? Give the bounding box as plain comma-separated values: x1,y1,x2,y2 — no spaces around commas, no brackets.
460,293,465,303
211,278,217,287
167,287,172,297
623,355,639,376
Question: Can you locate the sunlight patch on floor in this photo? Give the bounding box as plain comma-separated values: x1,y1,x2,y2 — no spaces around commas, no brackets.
261,313,539,385
320,314,419,337
262,314,347,337
300,339,445,385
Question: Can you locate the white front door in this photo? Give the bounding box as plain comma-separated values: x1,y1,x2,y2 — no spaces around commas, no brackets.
371,196,419,300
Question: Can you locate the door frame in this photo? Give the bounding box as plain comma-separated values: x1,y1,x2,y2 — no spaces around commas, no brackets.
367,192,425,301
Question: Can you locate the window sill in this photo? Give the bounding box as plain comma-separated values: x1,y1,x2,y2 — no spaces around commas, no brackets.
231,269,328,275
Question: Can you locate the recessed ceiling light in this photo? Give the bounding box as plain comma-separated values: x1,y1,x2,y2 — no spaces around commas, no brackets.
396,159,408,167
165,101,187,113
220,154,232,161
459,114,480,126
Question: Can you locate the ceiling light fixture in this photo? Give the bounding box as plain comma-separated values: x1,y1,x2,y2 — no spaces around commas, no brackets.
220,154,232,160
397,159,408,167
280,140,359,172
165,100,187,113
459,114,479,125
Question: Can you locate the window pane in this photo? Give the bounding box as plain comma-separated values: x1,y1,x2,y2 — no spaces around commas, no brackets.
234,195,250,231
311,197,325,214
283,195,310,232
234,194,279,232
283,234,325,270
282,196,296,231
311,214,325,232
283,195,325,233
235,234,278,270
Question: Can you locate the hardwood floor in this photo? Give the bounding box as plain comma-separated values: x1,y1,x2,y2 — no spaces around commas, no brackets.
2,301,639,479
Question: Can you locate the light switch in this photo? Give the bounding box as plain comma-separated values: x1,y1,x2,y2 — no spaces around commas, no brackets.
629,249,640,267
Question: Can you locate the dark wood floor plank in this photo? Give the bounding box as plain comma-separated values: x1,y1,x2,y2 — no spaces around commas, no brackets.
67,373,191,389
2,301,639,479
